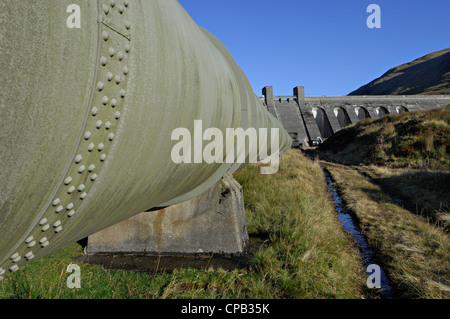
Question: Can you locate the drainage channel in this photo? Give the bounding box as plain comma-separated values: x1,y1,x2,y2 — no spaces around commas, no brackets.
320,166,395,299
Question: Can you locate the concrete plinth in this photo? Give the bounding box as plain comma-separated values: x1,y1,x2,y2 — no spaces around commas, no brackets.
87,175,249,256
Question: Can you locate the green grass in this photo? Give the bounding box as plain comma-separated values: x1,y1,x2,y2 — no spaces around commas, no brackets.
0,150,366,299
319,105,450,171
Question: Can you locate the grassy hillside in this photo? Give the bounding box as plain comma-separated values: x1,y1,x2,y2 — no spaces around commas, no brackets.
318,106,450,230
318,106,450,171
349,48,450,96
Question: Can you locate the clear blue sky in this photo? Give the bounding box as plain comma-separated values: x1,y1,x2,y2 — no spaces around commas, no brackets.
177,0,450,97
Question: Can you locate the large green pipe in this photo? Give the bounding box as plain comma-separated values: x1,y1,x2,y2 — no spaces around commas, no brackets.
0,0,291,278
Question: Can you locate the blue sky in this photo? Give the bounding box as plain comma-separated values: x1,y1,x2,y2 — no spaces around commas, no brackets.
177,0,450,97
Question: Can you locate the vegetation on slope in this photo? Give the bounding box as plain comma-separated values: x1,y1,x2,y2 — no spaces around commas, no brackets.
349,48,450,96
318,105,450,171
356,166,449,230
315,105,450,298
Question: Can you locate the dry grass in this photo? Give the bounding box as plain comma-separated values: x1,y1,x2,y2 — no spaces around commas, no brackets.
323,161,450,299
357,165,450,230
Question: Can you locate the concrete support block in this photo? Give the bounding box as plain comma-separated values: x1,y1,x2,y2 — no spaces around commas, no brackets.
87,175,249,256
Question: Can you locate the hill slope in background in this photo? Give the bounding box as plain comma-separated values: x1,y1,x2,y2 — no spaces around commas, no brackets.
349,48,450,96
318,105,450,170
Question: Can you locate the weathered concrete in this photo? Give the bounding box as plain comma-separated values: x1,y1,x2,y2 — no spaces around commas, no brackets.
87,175,249,255
262,86,450,147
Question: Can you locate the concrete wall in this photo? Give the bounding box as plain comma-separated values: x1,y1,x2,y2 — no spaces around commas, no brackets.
87,175,249,256
261,86,450,147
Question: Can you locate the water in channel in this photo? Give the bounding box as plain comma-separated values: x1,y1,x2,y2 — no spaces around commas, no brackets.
321,167,395,299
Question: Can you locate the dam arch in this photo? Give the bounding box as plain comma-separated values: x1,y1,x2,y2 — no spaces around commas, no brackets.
396,106,409,114
312,107,334,138
333,107,352,128
375,106,390,118
355,107,370,120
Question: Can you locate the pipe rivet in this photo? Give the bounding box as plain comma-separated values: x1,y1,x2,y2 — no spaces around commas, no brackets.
97,81,105,91
84,131,92,140
64,177,73,185
75,155,83,164
9,265,19,273
25,252,34,260
41,241,50,248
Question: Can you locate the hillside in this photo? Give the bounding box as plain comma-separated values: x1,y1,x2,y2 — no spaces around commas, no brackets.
317,105,450,170
349,48,450,96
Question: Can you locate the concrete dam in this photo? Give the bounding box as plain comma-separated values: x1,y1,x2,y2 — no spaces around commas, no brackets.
262,86,450,147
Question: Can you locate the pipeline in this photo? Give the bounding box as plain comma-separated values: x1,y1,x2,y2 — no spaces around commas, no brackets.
0,1,291,278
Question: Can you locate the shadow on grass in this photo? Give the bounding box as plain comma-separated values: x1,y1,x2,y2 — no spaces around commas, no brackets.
362,170,450,232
